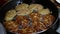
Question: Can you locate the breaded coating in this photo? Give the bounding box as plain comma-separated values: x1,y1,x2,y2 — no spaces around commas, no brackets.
38,8,50,15
29,4,43,11
5,9,16,21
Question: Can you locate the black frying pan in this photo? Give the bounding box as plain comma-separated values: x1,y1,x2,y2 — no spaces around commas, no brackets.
0,0,58,34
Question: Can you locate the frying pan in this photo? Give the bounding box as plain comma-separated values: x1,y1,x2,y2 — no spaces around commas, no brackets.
0,0,58,34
